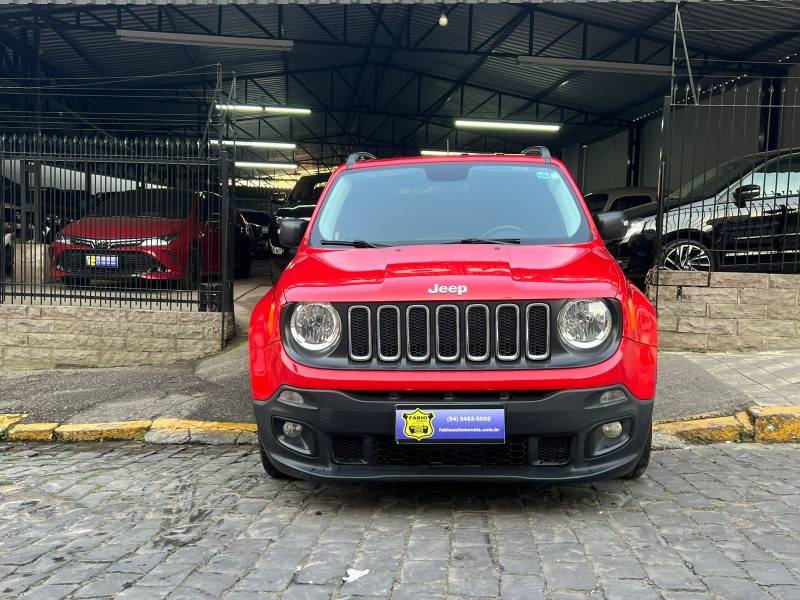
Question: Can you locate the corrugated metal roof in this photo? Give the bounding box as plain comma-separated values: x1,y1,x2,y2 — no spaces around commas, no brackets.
0,1,795,165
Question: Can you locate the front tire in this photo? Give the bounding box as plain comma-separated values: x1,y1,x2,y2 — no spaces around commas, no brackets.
659,238,714,272
623,427,651,479
259,445,293,479
185,245,201,289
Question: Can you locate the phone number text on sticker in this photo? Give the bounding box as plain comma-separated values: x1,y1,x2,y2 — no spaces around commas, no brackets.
395,406,505,444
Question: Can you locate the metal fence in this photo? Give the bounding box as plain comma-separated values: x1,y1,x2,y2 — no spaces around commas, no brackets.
651,80,800,277
0,135,232,311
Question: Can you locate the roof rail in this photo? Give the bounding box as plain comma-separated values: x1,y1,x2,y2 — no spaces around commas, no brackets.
345,151,377,169
521,146,551,164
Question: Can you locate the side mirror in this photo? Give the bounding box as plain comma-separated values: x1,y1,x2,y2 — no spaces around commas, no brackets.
273,192,287,204
595,211,627,242
733,184,761,207
278,218,308,248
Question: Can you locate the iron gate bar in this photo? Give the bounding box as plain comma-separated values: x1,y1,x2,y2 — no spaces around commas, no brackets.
0,134,232,312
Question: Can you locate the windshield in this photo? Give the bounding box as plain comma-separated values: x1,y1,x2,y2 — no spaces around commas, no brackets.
241,210,270,225
310,162,591,247
92,190,192,219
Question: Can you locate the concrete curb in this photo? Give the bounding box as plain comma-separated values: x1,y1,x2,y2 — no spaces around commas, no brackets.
0,416,258,445
655,404,800,444
3,405,800,446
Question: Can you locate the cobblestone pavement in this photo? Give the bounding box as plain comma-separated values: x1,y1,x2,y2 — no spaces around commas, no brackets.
684,353,800,407
2,443,800,600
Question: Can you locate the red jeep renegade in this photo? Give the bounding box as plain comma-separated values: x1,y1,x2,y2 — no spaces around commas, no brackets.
249,148,657,482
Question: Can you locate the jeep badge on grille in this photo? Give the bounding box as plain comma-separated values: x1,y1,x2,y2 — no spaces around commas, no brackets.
428,284,468,295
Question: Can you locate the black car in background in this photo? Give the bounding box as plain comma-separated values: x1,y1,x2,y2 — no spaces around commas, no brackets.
609,151,800,279
239,209,272,259
267,173,330,283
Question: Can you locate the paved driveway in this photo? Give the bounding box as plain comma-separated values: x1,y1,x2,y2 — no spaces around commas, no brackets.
2,443,799,599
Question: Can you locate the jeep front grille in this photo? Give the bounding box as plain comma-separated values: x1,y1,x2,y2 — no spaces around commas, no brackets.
346,302,550,364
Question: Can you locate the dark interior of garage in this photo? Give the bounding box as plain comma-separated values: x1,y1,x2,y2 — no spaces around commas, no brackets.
2,1,800,312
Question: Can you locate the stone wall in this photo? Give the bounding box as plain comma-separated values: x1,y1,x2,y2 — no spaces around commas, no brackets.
0,305,234,369
648,271,800,352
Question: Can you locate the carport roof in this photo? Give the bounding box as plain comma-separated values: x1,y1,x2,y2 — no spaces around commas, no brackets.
0,1,796,169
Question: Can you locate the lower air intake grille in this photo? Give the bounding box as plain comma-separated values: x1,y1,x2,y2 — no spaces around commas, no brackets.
536,436,572,465
373,435,529,467
332,436,366,464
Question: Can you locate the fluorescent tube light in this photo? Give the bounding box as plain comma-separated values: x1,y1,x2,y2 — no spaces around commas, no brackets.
516,55,671,76
420,149,485,156
454,119,561,133
220,140,296,150
117,29,294,51
264,106,312,116
235,161,298,170
215,104,311,116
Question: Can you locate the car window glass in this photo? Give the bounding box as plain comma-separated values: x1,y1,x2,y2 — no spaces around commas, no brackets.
611,195,652,211
745,154,800,198
313,163,591,246
583,193,608,212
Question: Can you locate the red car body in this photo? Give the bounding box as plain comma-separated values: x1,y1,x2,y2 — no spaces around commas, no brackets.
249,153,657,482
49,191,222,282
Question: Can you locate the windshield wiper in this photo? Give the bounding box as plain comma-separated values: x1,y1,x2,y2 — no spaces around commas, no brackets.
449,238,520,245
320,239,389,248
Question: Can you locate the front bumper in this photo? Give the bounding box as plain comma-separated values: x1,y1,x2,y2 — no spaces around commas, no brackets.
254,385,653,482
49,245,180,281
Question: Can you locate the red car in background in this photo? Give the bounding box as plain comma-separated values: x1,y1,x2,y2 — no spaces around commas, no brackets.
249,149,658,482
49,189,252,285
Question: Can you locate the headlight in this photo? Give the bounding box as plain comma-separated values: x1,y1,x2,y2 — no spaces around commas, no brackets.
55,234,73,244
289,302,341,353
557,299,612,350
619,219,645,244
140,234,178,247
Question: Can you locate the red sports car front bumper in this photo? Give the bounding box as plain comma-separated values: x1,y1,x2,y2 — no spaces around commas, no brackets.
49,243,184,281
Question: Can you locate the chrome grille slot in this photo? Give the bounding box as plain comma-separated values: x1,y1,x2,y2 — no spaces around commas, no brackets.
377,306,401,361
435,305,460,361
465,304,490,361
526,303,550,360
348,306,371,361
496,304,520,360
406,305,430,361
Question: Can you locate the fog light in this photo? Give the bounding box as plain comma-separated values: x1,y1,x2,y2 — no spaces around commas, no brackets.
277,390,305,405
282,421,303,438
601,421,623,439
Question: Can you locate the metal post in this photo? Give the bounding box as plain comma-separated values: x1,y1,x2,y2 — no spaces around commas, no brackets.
220,149,233,315
653,95,673,310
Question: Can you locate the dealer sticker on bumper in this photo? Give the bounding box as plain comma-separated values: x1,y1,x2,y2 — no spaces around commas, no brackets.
395,406,505,444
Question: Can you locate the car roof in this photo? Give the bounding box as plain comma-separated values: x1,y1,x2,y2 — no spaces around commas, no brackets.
343,154,557,174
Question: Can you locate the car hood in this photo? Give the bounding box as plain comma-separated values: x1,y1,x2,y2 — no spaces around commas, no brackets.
280,243,623,303
61,216,185,239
